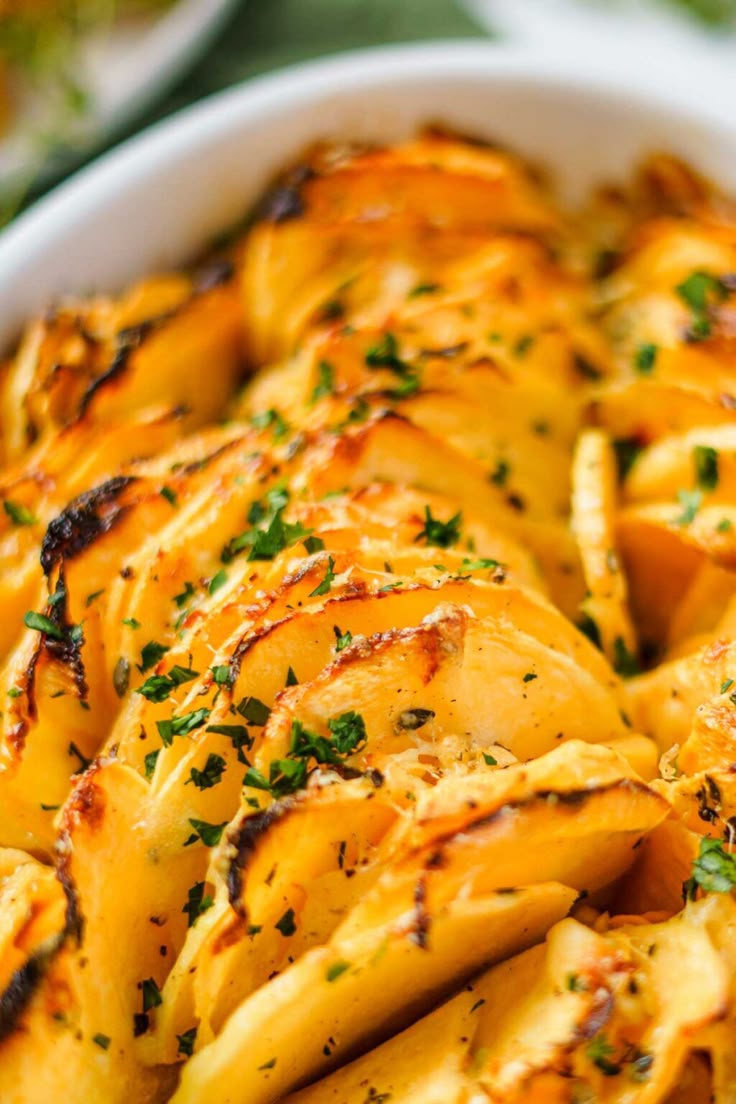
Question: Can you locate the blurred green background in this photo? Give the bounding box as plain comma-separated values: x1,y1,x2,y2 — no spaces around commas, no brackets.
151,0,484,119
20,0,486,212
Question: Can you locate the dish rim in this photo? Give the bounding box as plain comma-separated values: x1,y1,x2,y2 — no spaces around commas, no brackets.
2,39,736,349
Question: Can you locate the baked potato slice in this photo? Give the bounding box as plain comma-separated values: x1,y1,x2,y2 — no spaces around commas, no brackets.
664,561,736,657
284,896,736,1104
152,778,400,1058
591,381,736,443
160,740,664,1076
293,411,585,616
572,429,637,669
171,882,575,1104
0,763,177,1104
0,276,243,465
248,604,629,779
287,136,563,234
284,970,481,1104
627,637,736,753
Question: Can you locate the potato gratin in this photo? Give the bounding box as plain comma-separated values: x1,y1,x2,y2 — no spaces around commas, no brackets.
1,134,736,1104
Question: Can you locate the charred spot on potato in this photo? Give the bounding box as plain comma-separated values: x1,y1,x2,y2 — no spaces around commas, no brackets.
225,799,296,915
0,955,49,1043
41,477,135,575
255,165,314,224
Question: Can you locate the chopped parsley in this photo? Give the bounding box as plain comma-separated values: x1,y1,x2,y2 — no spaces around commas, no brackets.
522,672,538,683
285,666,299,686
4,500,37,526
482,752,498,766
463,557,503,571
138,665,199,703
68,742,91,774
275,908,297,937
489,459,510,487
138,640,169,674
92,1033,110,1050
157,707,210,746
176,1027,197,1057
328,711,367,754
408,282,441,298
144,749,160,780
208,569,228,596
717,517,733,533
336,396,371,429
613,637,640,677
585,1034,621,1077
683,836,736,899
514,334,535,358
222,506,311,564
24,610,63,640
303,535,325,554
141,978,162,1012
387,371,421,399
364,331,420,396
245,759,307,797
311,360,336,402
613,437,644,480
173,582,195,609
160,486,178,508
634,343,658,375
414,506,462,549
237,697,271,725
251,408,290,440
674,488,702,526
206,724,253,762
211,664,232,686
309,556,336,597
244,712,366,797
693,444,719,491
333,626,352,652
183,881,214,927
325,960,350,981
185,753,226,790
122,617,141,629
365,331,405,370
676,270,729,341
577,613,602,650
185,818,228,847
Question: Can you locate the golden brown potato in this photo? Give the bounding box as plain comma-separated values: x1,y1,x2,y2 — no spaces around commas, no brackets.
284,895,736,1104
3,135,736,1104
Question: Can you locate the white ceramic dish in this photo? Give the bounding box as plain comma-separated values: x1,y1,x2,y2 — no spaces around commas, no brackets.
0,0,240,191
2,40,736,352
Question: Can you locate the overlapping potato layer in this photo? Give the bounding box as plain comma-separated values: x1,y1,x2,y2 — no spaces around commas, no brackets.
1,135,736,1103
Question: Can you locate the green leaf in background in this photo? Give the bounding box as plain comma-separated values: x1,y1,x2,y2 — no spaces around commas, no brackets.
590,0,736,25
665,0,736,26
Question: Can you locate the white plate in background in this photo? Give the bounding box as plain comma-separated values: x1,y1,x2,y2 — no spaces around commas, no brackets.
2,40,736,350
0,0,240,191
462,0,736,96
